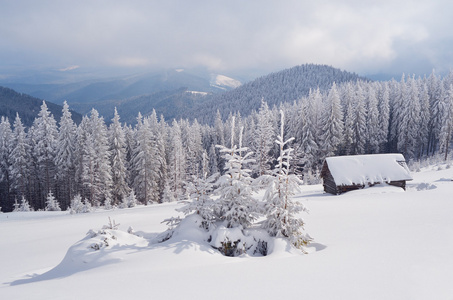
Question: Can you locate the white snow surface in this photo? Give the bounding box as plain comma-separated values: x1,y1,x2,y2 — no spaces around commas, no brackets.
1,164,453,299
326,153,413,185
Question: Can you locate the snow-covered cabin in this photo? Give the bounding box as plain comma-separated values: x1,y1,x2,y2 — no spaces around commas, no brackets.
320,154,413,195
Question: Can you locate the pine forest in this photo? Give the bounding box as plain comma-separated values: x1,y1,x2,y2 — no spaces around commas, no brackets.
1,71,453,212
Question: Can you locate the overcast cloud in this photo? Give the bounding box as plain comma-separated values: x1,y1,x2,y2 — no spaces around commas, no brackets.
1,0,452,79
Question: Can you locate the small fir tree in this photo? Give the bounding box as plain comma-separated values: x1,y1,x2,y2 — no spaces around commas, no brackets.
45,191,61,211
214,117,258,229
69,194,84,214
262,110,311,249
178,152,218,230
14,196,32,212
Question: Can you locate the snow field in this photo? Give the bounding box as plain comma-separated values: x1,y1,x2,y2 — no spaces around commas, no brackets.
1,165,453,299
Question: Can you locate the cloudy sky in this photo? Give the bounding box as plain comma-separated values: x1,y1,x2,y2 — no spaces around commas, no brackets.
1,0,452,80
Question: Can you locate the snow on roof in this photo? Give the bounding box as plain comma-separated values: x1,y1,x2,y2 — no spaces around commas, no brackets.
325,154,413,186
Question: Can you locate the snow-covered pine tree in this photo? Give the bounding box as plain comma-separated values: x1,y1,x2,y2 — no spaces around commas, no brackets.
398,76,421,159
183,119,204,179
146,111,167,202
68,194,84,214
14,196,32,212
131,116,159,204
294,99,318,171
439,84,453,160
342,83,355,155
352,84,367,154
45,190,61,211
108,108,130,205
366,84,380,154
213,110,226,173
208,144,219,176
156,115,168,202
126,189,138,207
168,119,186,201
320,82,344,158
161,181,176,203
54,101,77,209
31,101,58,208
418,83,431,158
427,70,443,154
378,82,390,152
214,117,258,229
178,151,217,230
262,110,311,249
305,88,323,165
81,109,113,206
9,114,30,203
389,75,406,152
0,117,12,210
251,100,275,176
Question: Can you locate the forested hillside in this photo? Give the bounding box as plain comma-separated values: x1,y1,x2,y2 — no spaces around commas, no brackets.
0,86,82,127
181,64,367,123
1,69,453,213
71,88,206,125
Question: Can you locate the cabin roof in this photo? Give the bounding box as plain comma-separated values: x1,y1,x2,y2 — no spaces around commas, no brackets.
324,153,413,186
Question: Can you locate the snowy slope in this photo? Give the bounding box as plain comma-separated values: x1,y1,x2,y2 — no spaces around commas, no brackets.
1,164,453,299
210,74,241,90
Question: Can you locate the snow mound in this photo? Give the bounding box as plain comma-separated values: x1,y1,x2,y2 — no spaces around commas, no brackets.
51,228,148,270
155,214,307,257
11,226,148,285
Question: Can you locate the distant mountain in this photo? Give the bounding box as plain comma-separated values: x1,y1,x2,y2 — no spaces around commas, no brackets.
180,64,369,124
1,69,241,105
71,88,206,125
0,86,82,127
1,65,367,126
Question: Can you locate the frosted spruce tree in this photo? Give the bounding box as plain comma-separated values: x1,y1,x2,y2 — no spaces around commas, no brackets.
366,84,380,154
398,76,422,158
80,109,113,206
439,84,453,160
214,117,258,229
131,116,159,204
251,100,274,176
168,119,186,201
120,189,138,208
262,110,311,250
342,83,355,155
427,71,443,154
31,101,58,207
321,82,344,157
183,119,204,179
14,196,32,212
68,194,92,214
377,82,390,152
418,83,431,158
68,194,84,214
0,117,12,206
178,151,217,230
109,108,130,205
45,191,61,211
54,101,77,208
352,84,367,154
10,114,30,201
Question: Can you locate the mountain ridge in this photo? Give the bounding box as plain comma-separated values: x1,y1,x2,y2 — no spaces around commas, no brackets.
178,64,369,124
0,86,82,127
